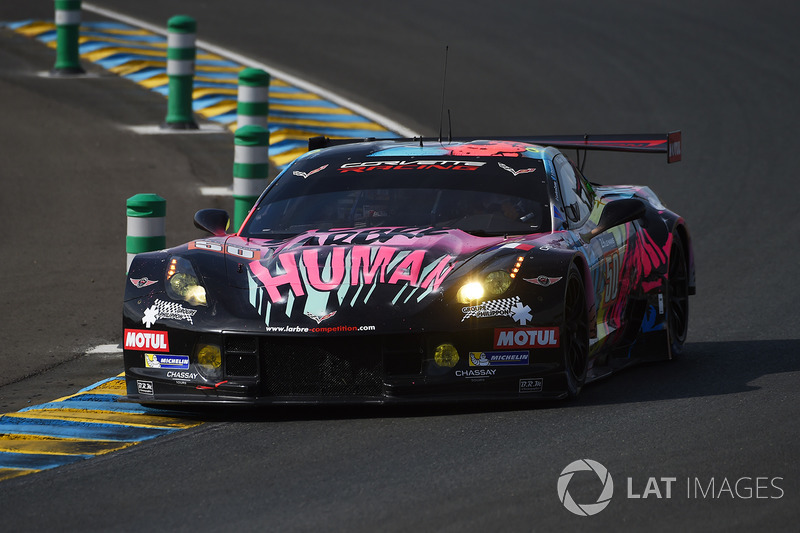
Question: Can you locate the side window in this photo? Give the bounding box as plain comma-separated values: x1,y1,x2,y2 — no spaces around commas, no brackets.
554,155,592,225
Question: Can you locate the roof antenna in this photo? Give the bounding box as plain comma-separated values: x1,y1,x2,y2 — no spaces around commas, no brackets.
438,45,449,143
447,109,452,143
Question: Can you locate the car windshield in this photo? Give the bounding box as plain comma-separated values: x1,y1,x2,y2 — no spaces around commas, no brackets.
240,156,551,238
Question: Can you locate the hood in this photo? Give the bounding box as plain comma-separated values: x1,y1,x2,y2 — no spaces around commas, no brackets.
194,227,517,329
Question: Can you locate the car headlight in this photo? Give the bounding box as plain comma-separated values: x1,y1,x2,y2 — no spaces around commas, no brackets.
166,256,208,306
485,270,512,295
456,270,514,304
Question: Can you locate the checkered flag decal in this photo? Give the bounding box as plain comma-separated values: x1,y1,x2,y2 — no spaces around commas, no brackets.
461,296,521,321
143,299,198,328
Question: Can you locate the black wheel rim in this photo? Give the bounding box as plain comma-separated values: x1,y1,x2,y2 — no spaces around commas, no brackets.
564,274,588,381
668,241,689,346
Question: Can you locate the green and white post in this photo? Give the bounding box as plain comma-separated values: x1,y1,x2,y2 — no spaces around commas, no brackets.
52,0,85,75
126,194,166,272
163,15,198,129
236,68,270,130
233,125,270,230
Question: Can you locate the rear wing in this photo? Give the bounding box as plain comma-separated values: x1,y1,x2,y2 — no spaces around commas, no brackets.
516,131,681,163
309,130,682,164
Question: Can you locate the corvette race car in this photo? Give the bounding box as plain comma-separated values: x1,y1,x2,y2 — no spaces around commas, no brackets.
123,133,694,404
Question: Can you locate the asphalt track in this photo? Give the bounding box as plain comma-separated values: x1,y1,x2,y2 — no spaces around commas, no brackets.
1,1,799,531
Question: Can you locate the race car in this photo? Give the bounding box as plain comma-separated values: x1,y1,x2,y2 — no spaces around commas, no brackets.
123,133,693,404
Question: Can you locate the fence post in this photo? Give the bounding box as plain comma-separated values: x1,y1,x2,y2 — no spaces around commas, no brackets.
237,68,270,130
126,194,167,272
163,15,197,129
52,0,85,75
233,125,270,230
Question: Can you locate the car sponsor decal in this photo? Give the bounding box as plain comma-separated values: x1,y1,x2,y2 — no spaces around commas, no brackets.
137,380,154,395
249,246,454,305
142,299,197,328
519,378,543,393
292,164,328,179
129,277,158,288
462,296,533,325
494,327,560,348
166,371,199,381
455,368,497,379
469,350,530,367
305,310,337,324
498,162,537,176
124,329,169,352
524,275,563,287
339,160,485,173
145,353,190,370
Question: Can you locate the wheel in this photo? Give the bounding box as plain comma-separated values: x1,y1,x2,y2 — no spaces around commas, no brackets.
667,237,690,356
562,263,589,397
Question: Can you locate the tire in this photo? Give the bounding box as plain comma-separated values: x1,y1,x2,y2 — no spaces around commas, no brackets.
562,263,589,397
667,237,690,356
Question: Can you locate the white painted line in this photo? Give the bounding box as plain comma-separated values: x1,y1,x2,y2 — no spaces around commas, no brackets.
37,71,107,79
126,124,228,135
86,344,123,354
82,2,419,138
200,186,233,197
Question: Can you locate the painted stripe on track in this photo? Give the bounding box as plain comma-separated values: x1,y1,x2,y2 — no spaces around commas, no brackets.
5,12,417,173
0,373,204,480
0,7,417,482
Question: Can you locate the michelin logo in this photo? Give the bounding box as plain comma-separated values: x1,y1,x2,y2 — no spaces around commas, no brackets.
145,353,190,370
469,350,529,367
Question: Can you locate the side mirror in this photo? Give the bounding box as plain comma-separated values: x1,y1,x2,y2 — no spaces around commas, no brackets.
583,198,645,241
194,209,230,236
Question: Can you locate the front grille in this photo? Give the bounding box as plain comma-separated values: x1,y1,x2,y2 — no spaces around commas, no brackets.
224,334,259,377
262,337,384,396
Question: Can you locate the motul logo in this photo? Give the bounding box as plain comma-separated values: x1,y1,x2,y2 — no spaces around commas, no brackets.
494,327,560,348
124,329,169,352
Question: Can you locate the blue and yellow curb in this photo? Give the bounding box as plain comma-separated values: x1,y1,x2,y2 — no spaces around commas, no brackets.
0,374,202,481
0,15,402,481
5,19,399,168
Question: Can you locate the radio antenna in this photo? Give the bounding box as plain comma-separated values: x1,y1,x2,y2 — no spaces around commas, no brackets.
438,45,449,143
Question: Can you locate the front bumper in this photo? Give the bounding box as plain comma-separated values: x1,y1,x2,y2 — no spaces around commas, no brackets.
123,328,569,405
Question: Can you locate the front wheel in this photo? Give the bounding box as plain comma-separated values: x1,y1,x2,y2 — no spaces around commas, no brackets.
562,263,589,397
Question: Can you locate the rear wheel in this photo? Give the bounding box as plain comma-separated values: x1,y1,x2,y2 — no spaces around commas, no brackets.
667,237,690,356
562,263,589,397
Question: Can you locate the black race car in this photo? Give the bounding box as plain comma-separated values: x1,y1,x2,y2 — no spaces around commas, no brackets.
123,133,693,404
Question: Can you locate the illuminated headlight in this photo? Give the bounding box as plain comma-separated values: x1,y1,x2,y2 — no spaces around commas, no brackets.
456,282,485,303
456,270,513,304
434,343,459,368
195,343,222,378
166,257,207,306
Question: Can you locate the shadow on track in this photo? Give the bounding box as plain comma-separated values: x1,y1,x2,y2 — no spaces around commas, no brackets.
146,339,800,424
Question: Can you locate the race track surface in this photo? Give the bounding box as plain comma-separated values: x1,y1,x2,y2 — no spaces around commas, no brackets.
1,1,798,531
